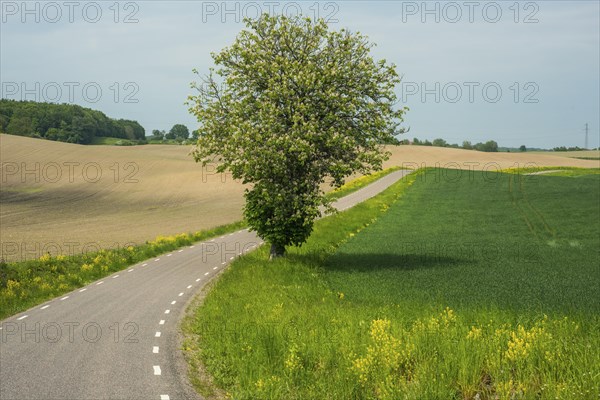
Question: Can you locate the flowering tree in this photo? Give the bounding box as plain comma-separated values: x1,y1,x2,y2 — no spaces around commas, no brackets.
189,14,407,258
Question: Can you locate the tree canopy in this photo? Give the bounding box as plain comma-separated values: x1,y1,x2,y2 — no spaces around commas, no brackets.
188,14,407,258
168,124,190,140
0,99,145,144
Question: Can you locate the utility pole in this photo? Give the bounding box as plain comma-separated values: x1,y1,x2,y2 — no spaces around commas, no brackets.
584,123,588,149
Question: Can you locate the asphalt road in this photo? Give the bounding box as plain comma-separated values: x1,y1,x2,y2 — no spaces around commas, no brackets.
0,169,411,400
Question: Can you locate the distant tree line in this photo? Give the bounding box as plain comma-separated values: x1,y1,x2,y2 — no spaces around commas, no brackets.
552,146,586,152
0,99,145,144
399,137,500,152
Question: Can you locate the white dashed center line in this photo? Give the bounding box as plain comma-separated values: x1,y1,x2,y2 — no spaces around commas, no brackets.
187,285,192,289
40,305,49,310
154,258,160,262
143,263,148,267
204,272,209,276
221,262,226,265
178,250,183,253
167,254,172,257
113,275,119,279
213,267,218,270
153,346,159,354
190,245,195,248
159,320,165,325
155,332,161,337
128,269,134,272
160,395,170,400
79,288,87,293
171,301,176,305
195,278,201,282
153,366,161,375
97,281,104,285
178,292,184,297
17,315,28,320
60,296,69,301
164,310,170,314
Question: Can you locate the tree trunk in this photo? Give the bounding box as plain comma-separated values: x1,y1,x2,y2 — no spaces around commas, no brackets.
269,243,286,260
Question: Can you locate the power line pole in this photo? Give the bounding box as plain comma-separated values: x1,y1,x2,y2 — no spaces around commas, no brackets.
584,123,588,149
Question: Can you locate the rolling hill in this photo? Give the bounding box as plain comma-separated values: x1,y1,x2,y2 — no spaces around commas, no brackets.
1,134,597,261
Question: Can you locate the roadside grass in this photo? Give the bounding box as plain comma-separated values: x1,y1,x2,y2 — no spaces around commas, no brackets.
0,168,397,320
182,168,599,399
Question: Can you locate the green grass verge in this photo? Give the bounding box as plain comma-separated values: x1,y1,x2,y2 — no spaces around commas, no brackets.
0,167,401,320
182,168,599,399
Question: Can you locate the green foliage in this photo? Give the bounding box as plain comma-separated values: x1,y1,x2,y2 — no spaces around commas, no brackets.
553,146,586,151
474,140,498,152
168,123,190,140
432,138,447,147
0,99,145,144
188,14,407,256
183,169,599,399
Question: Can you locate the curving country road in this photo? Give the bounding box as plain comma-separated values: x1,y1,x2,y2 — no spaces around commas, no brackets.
0,169,411,400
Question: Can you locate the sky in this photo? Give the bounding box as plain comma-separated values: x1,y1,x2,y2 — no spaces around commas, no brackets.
1,0,599,149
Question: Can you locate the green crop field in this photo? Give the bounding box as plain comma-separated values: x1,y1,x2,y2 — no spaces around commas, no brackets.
182,168,600,400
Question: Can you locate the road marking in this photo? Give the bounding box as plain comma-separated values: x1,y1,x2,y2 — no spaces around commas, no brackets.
159,320,165,325
17,315,28,320
229,256,234,261
171,301,176,305
195,278,201,282
164,310,170,314
128,269,134,272
153,365,161,375
155,258,160,262
160,395,170,400
178,250,183,253
113,275,119,279
60,296,69,301
143,263,148,267
97,281,104,285
221,262,226,265
187,285,192,289
209,239,215,242
204,272,209,276
153,346,159,354
178,292,184,296
79,288,87,292
228,233,234,236
40,305,49,310
167,254,172,257
213,266,218,270
190,245,195,248
155,331,161,337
